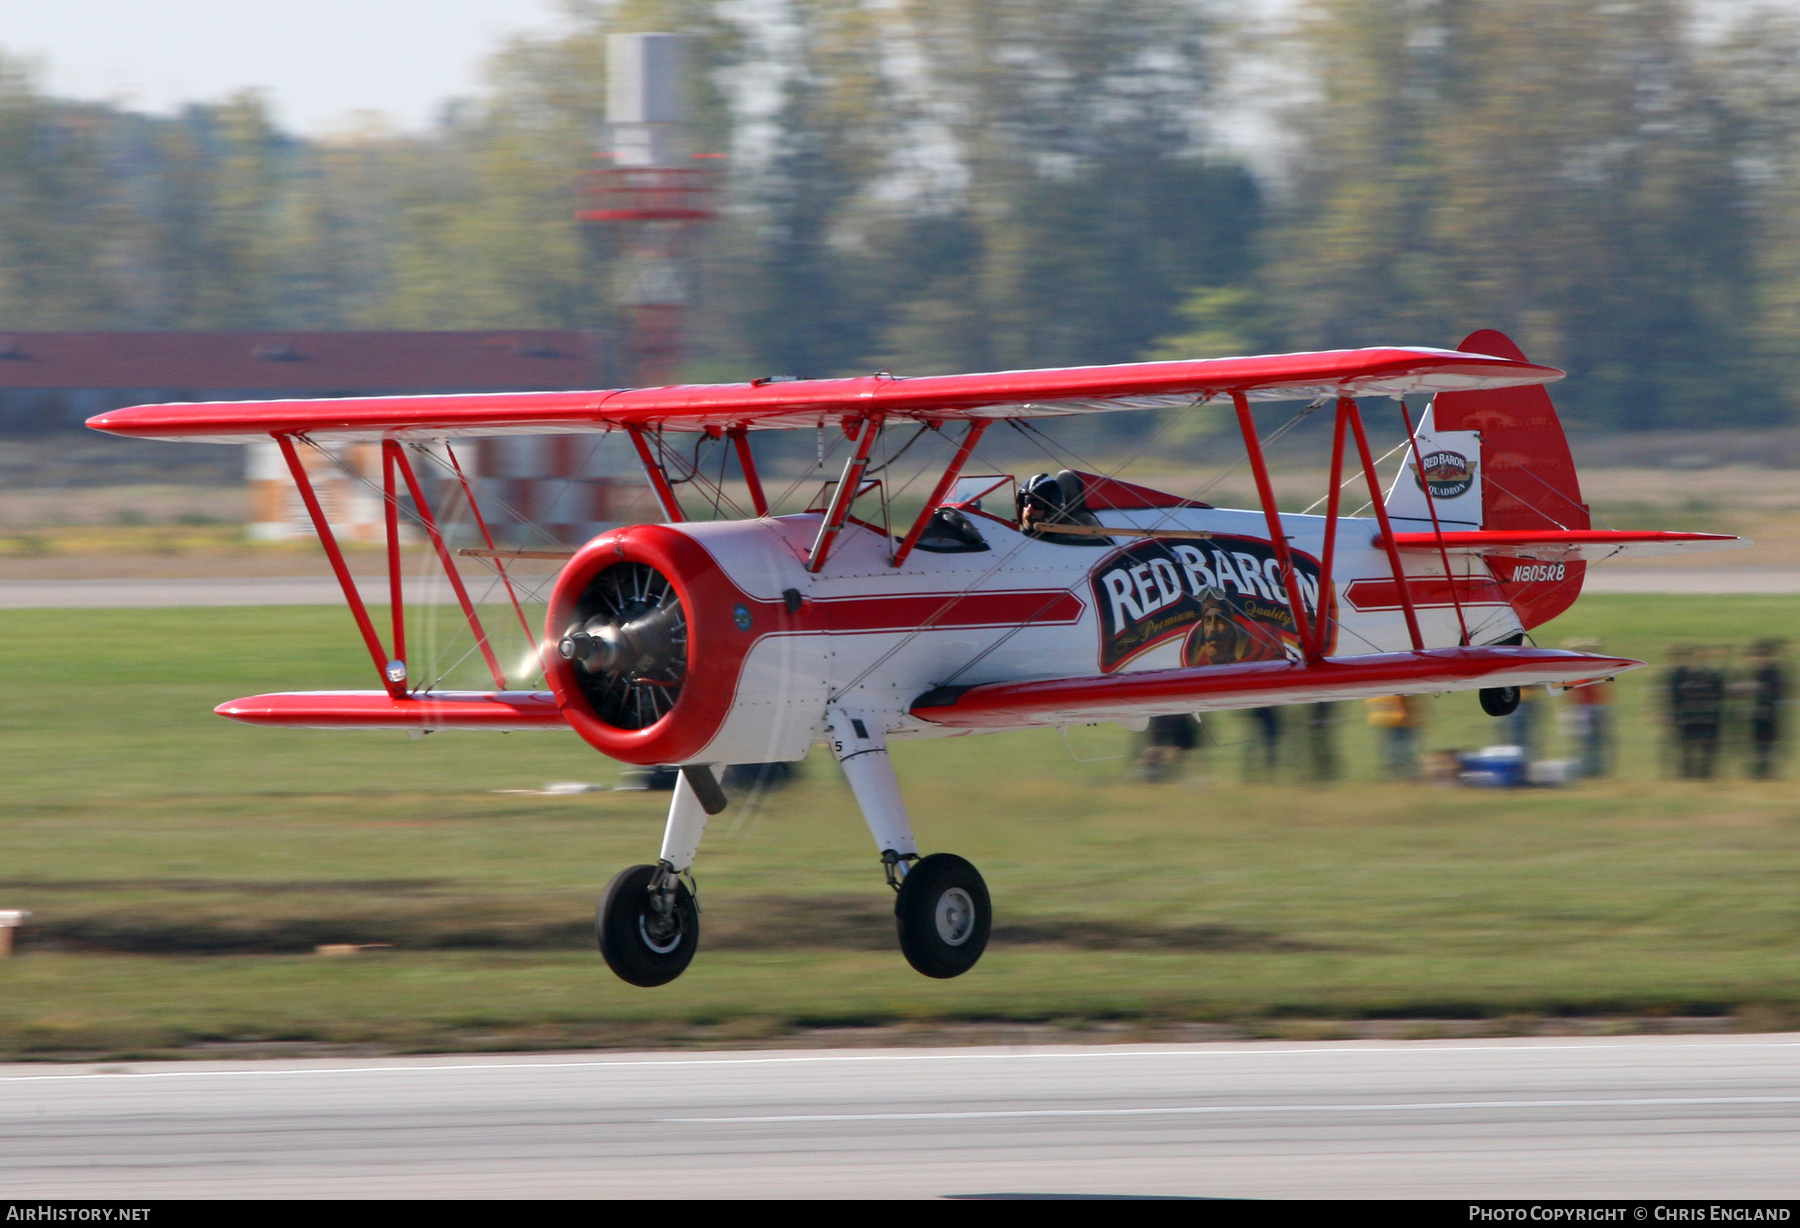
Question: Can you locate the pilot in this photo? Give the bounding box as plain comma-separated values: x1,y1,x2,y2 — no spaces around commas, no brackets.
1018,470,1108,546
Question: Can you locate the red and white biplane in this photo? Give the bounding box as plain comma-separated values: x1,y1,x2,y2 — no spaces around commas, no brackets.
88,328,1742,986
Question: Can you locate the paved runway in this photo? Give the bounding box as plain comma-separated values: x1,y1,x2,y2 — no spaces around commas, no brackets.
2,568,1796,608
1583,568,1800,594
1,1035,1796,1199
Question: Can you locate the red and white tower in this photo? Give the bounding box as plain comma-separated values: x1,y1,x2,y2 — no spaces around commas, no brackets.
581,32,716,387
474,34,718,547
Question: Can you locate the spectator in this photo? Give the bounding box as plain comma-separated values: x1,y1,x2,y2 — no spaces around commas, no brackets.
1660,645,1687,770
1306,702,1340,782
1244,706,1283,781
1744,639,1789,779
1667,645,1726,779
1561,638,1614,778
1135,714,1200,783
1366,693,1423,780
1509,685,1542,758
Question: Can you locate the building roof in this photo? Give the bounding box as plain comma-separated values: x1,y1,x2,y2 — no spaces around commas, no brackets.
0,331,610,391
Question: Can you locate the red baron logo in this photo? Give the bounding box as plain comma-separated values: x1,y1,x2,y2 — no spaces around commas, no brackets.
1415,450,1474,499
1510,562,1567,582
1089,535,1333,673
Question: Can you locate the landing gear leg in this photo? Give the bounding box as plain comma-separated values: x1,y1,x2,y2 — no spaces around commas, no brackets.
829,708,991,979
597,767,722,987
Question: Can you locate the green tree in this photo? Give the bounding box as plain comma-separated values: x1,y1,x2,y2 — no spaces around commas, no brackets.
1713,9,1800,416
1251,0,1774,427
718,0,1260,379
0,57,125,328
140,94,289,329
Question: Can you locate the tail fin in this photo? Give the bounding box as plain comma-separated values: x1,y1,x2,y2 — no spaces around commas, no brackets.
1429,329,1588,629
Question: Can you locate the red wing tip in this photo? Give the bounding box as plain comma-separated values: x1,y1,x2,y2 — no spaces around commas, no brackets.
213,692,567,728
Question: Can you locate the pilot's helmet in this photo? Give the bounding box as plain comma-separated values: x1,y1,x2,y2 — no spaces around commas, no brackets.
1020,472,1075,519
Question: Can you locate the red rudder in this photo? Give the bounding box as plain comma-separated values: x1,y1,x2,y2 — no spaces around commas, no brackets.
1430,329,1589,630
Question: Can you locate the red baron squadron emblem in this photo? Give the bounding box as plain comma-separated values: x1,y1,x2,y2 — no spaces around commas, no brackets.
1415,450,1474,499
1088,535,1333,673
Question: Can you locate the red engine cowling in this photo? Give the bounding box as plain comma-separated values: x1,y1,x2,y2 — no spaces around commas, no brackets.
545,524,770,765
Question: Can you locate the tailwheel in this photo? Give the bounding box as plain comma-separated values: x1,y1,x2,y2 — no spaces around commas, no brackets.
1480,686,1522,717
597,863,698,987
894,853,991,979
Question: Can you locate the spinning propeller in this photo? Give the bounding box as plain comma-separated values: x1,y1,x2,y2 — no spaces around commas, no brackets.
558,562,688,730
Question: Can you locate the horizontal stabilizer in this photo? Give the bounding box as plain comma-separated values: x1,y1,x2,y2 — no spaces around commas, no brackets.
910,647,1641,730
215,691,568,731
1378,529,1746,561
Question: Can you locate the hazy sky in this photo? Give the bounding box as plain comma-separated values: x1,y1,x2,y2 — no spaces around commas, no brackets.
0,0,571,134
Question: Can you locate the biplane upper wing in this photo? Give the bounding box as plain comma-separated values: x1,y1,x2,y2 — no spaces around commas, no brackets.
86,346,1562,443
910,646,1641,730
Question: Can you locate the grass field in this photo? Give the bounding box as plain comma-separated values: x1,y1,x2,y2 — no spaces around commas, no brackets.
2,594,1799,1058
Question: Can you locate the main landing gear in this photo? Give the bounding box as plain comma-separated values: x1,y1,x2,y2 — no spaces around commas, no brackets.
892,852,991,979
1480,636,1527,718
593,710,992,987
834,707,991,980
1479,685,1522,717
597,862,698,987
596,766,720,987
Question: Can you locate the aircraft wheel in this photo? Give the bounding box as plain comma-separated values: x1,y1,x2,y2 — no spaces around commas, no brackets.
894,853,991,979
1479,686,1521,717
597,864,698,987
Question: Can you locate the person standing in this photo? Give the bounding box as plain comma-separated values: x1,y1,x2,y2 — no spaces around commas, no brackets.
1662,646,1690,774
1243,707,1283,782
1746,639,1789,779
1366,694,1423,780
1668,646,1726,779
1307,702,1340,783
1561,638,1614,779
1136,714,1200,783
1508,686,1541,759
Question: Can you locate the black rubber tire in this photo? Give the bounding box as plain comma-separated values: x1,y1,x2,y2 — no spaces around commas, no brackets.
596,864,698,988
894,853,991,979
1479,686,1522,717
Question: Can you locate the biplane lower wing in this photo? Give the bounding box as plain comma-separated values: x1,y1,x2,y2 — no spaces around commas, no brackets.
1380,529,1746,561
215,690,567,731
910,647,1641,730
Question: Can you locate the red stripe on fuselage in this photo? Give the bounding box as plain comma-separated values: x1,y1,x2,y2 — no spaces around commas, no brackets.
1342,575,1506,611
797,590,1084,634
547,521,1089,766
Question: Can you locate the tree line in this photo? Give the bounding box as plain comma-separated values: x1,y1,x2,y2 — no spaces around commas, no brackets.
0,0,1797,430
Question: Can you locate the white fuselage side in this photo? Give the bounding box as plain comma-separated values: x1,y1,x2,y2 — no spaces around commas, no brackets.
671,501,1520,765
